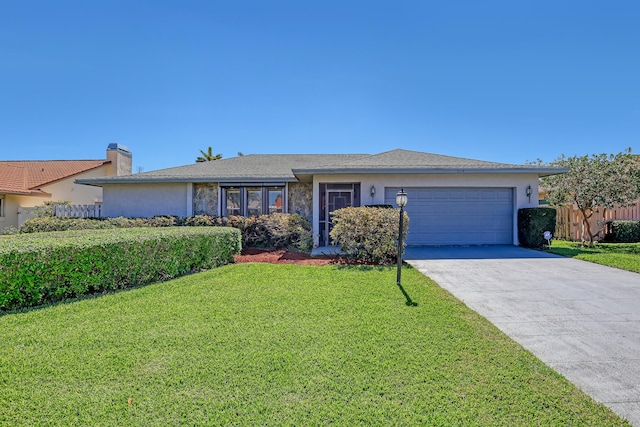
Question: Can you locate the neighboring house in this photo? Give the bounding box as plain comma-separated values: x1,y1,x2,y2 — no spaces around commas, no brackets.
76,149,564,247
0,144,131,232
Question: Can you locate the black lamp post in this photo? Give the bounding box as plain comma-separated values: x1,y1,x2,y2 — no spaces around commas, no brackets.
396,188,408,286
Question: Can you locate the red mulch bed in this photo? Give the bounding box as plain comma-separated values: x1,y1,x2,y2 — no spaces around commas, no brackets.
233,248,362,266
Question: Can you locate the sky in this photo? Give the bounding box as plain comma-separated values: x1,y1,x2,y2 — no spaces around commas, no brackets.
1,0,639,173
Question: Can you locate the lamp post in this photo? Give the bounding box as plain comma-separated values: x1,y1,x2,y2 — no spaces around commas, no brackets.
396,188,408,286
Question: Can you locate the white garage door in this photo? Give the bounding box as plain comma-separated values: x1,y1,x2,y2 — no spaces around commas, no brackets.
384,187,513,245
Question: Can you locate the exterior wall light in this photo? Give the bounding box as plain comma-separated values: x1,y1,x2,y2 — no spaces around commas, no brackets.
370,185,376,199
526,185,532,203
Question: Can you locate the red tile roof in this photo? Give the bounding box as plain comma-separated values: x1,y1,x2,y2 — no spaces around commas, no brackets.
0,160,109,196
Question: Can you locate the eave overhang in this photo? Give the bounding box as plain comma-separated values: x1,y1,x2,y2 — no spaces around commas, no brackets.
292,167,569,177
75,176,298,187
0,189,52,197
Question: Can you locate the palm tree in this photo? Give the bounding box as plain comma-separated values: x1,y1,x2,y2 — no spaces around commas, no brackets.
196,147,223,163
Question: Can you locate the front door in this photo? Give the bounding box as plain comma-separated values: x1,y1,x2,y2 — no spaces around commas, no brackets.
324,190,353,246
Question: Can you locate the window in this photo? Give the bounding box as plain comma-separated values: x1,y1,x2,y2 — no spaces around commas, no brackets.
268,188,283,214
0,195,4,217
246,188,262,216
222,186,284,216
225,189,241,216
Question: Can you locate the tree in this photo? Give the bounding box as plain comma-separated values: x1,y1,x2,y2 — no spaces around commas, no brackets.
196,147,222,163
541,149,640,246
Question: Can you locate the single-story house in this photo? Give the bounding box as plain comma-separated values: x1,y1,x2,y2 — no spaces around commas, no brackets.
0,143,131,232
77,149,565,247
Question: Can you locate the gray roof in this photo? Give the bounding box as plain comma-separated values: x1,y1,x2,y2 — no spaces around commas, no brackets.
76,149,565,186
292,149,562,175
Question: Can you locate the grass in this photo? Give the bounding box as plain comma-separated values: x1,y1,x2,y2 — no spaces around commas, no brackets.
548,240,640,273
0,264,629,426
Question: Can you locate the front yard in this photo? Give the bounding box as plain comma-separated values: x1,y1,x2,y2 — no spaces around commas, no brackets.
548,240,640,273
0,264,628,426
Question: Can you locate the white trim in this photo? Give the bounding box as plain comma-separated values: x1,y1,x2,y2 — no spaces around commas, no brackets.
186,183,193,216
284,183,288,214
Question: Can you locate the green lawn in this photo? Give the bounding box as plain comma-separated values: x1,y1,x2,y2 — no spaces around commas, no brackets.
0,264,629,426
549,240,640,273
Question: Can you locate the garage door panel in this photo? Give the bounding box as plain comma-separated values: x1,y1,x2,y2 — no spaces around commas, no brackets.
385,187,513,245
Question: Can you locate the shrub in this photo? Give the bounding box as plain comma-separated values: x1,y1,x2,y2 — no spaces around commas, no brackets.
261,213,313,251
20,217,115,233
330,206,408,264
518,207,557,248
610,220,640,243
19,213,312,252
30,201,72,218
183,215,222,227
105,216,149,228
0,226,19,235
0,227,241,311
220,214,312,251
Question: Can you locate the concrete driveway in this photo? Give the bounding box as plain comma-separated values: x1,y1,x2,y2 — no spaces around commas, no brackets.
405,246,640,426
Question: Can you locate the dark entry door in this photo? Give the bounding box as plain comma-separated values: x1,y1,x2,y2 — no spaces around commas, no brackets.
325,190,353,246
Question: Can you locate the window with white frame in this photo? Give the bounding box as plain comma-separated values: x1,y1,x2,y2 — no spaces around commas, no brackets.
222,186,284,216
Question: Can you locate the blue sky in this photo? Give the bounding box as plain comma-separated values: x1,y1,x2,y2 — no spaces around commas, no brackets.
1,1,639,172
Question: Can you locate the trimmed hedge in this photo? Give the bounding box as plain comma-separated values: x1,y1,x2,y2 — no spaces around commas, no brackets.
518,207,556,248
20,213,312,252
19,217,116,233
610,220,640,243
330,206,408,264
0,227,241,311
19,215,178,233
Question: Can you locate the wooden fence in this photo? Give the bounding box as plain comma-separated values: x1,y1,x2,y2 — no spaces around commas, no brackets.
53,204,102,219
554,202,640,241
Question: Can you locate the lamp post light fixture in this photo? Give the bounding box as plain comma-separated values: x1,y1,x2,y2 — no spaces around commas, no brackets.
396,188,408,286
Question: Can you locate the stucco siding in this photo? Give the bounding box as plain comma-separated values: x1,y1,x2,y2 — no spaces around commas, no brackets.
0,196,19,232
103,183,189,218
40,167,106,205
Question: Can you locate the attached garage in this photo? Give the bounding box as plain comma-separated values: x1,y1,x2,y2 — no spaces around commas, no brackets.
385,187,514,245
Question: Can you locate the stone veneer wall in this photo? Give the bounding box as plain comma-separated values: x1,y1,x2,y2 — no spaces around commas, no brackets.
193,183,219,215
287,182,312,219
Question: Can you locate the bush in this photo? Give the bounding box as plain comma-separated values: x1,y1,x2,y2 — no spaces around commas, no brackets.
183,215,223,227
30,201,72,218
20,213,312,252
184,213,311,251
610,220,640,243
105,216,149,228
518,207,556,248
220,213,312,251
0,227,241,311
20,217,115,233
0,226,19,235
330,206,408,264
20,216,182,233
